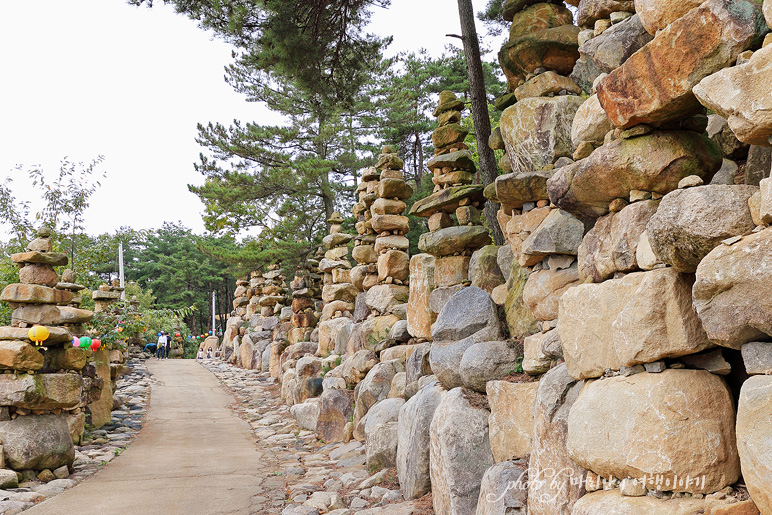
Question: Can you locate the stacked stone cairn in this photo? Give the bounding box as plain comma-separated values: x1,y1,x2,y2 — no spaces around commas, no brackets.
0,228,102,485
316,212,356,358
408,92,491,335
276,257,325,407
351,164,380,293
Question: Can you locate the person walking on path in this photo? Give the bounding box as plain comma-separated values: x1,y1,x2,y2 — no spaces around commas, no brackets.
156,332,168,359
164,334,172,360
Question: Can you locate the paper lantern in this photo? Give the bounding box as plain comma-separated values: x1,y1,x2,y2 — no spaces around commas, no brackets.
175,332,180,337
28,326,50,346
79,336,92,349
72,336,80,347
90,339,101,351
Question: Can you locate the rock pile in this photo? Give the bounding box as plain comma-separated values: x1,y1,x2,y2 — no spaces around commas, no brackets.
408,92,491,335
210,1,772,511
0,228,102,483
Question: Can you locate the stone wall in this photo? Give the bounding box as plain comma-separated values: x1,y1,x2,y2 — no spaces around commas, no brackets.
218,0,772,511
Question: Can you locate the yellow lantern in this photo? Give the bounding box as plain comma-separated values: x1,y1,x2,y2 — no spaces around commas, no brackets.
28,325,50,346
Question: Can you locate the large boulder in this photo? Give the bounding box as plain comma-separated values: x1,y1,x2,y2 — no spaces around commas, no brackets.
596,0,768,129
432,287,503,343
0,414,75,470
407,254,435,339
397,380,445,500
548,131,722,220
353,360,405,440
459,341,521,393
0,373,82,410
316,389,354,443
567,370,740,493
694,43,772,147
522,263,581,321
430,387,495,515
499,25,581,89
736,376,772,513
429,337,477,390
693,228,772,349
364,397,405,471
570,15,653,93
418,226,492,257
475,460,529,515
560,268,712,379
486,380,538,462
577,0,634,26
469,246,505,295
528,364,586,515
520,209,584,266
572,490,707,514
339,349,378,386
359,314,401,351
500,96,584,173
290,399,320,431
634,0,704,34
646,185,757,273
571,94,614,147
509,3,574,39
578,199,659,282
504,263,540,338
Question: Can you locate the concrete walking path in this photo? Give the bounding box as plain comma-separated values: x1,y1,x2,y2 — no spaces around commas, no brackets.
24,359,285,515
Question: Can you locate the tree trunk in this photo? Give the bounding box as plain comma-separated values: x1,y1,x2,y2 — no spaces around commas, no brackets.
456,0,505,246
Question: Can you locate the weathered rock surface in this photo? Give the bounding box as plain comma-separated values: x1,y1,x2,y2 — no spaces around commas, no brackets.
634,0,704,34
459,341,521,393
469,246,505,295
0,373,82,410
0,414,75,470
494,170,554,207
406,254,435,340
499,25,581,89
475,460,528,515
570,15,653,93
695,44,772,147
418,226,492,257
522,263,580,321
596,0,768,129
736,375,772,514
429,337,476,391
520,209,584,265
560,268,711,379
353,360,404,440
528,364,586,515
499,96,584,173
647,185,757,273
567,370,740,493
0,341,44,371
290,399,320,431
571,94,613,147
548,131,722,220
316,389,354,443
572,490,707,514
487,380,538,462
364,397,405,471
577,0,634,27
693,228,772,349
430,387,494,515
432,287,503,343
397,380,445,500
578,199,658,282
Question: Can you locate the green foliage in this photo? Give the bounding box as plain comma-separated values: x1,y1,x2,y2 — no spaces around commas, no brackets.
87,298,194,349
123,223,236,334
478,0,509,37
131,0,391,107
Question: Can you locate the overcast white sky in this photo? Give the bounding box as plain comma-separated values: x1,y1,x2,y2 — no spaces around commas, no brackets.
0,0,493,238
